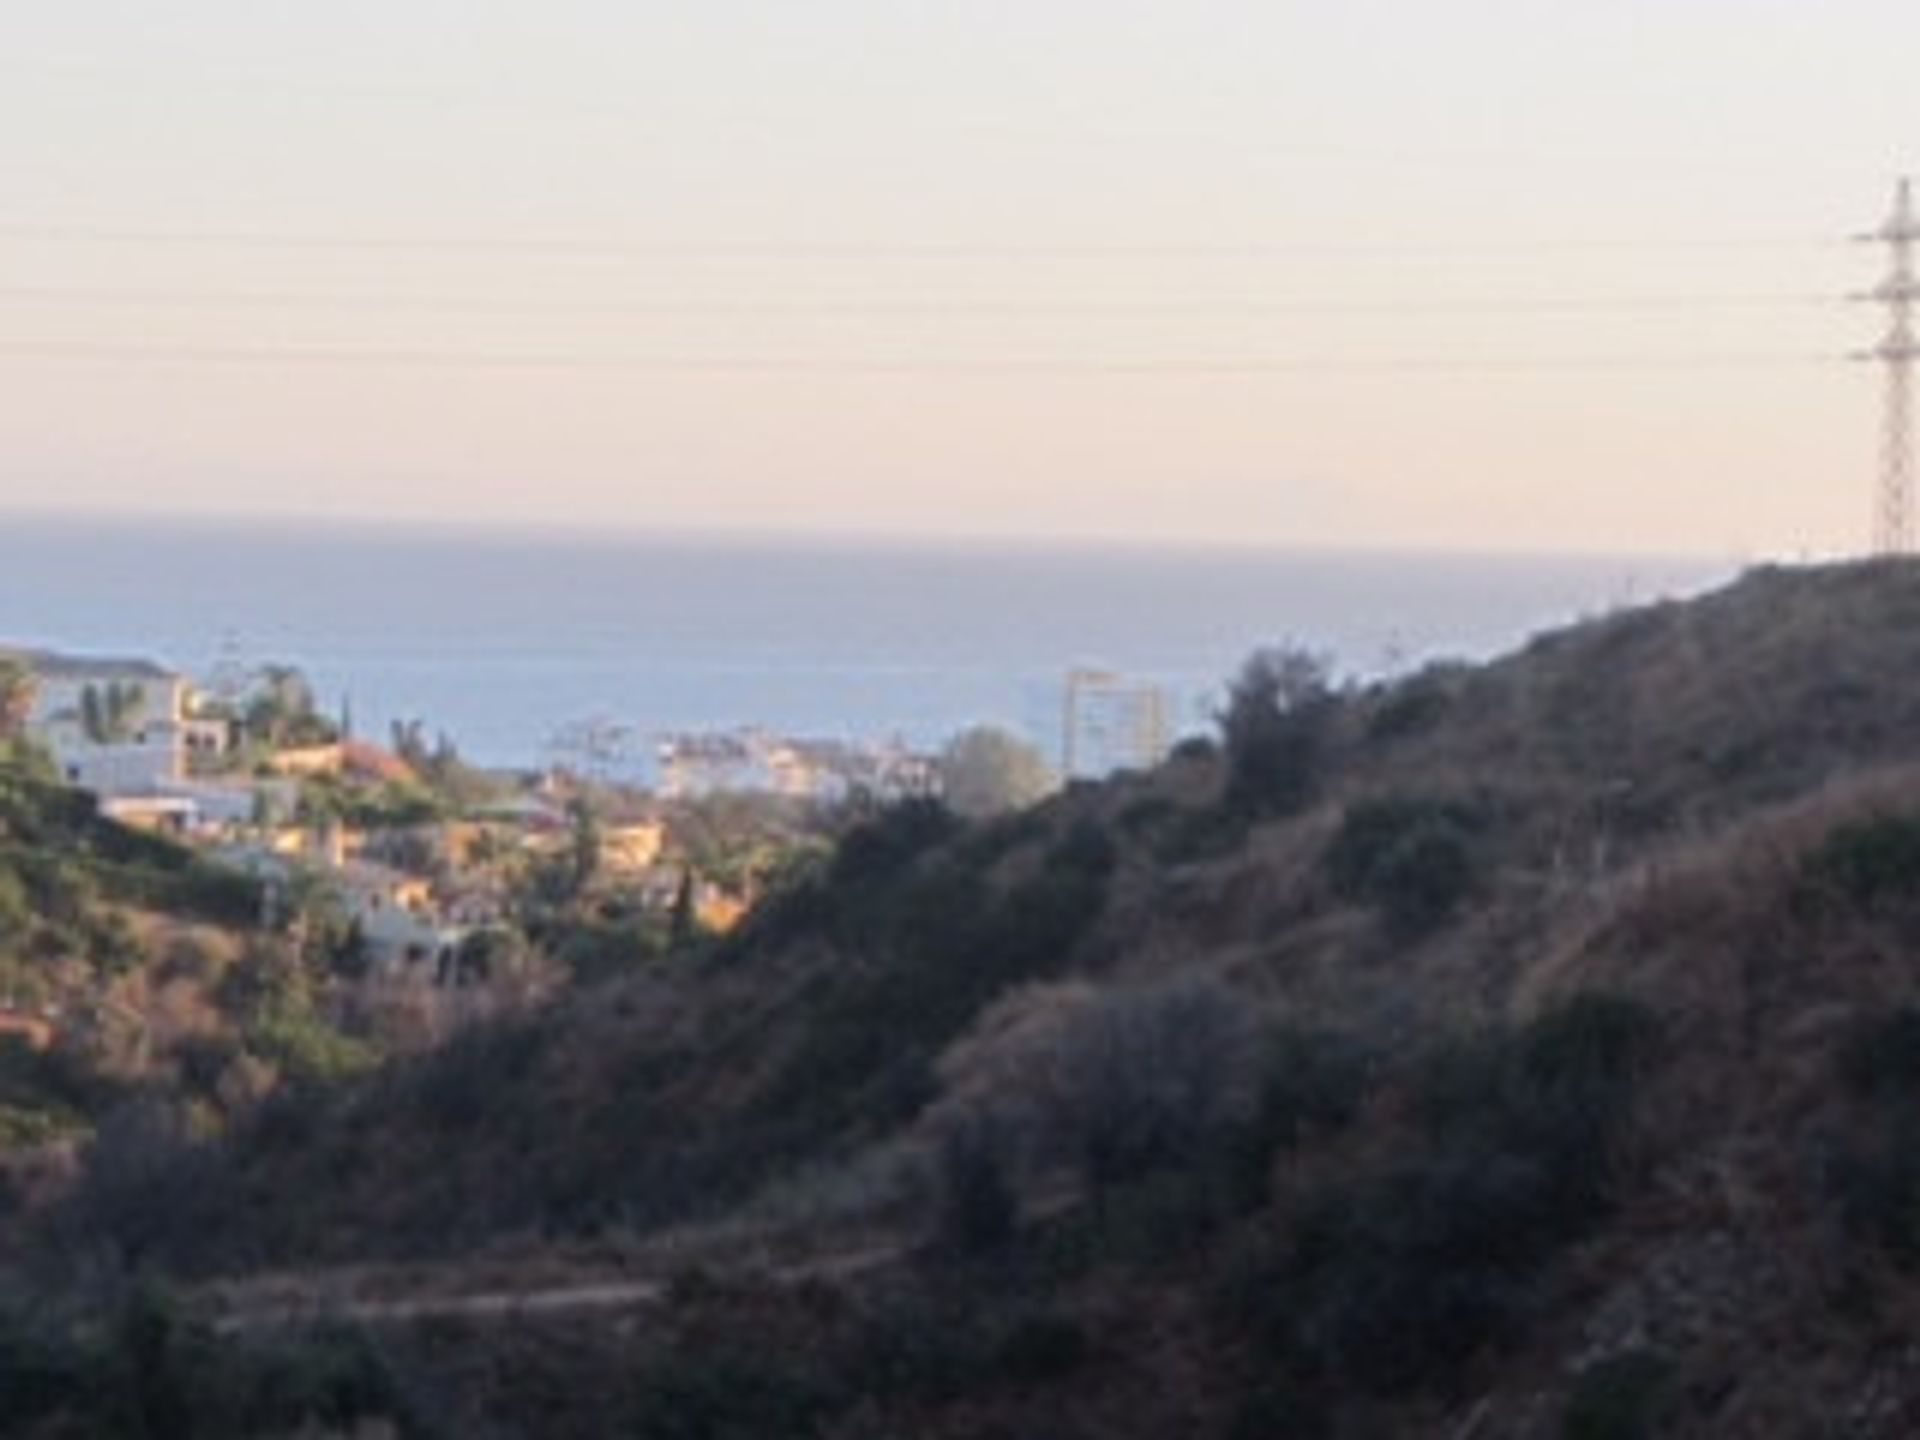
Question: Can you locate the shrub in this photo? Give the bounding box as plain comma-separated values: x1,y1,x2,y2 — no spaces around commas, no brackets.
1254,995,1657,1399
410,1019,548,1131
1228,1377,1329,1440
248,1007,379,1088
21,1288,419,1438
627,1350,840,1440
829,799,959,888
1324,795,1484,937
1278,1149,1549,1396
1838,1006,1920,1100
994,1312,1087,1385
1374,821,1478,937
0,1300,82,1427
939,726,1057,819
1047,977,1257,1192
1153,806,1248,865
1048,818,1118,879
1827,1117,1920,1261
98,860,264,929
1118,796,1177,834
1170,734,1218,764
1563,1350,1673,1440
62,1102,243,1273
934,1115,1018,1254
1802,814,1920,917
845,1291,994,1407
1220,648,1336,819
1422,994,1658,1227
1228,1026,1374,1208
1364,667,1462,744
557,920,663,986
1829,1007,1920,1260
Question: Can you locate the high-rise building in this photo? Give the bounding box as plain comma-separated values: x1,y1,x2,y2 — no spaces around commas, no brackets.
1062,667,1171,780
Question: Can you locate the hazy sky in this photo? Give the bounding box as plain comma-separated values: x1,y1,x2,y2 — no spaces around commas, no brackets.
2,3,1915,555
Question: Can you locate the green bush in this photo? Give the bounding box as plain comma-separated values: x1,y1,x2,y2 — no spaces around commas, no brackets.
1803,814,1920,916
64,1103,242,1272
1375,821,1478,936
17,1288,420,1439
0,1101,85,1148
98,860,264,929
249,1007,379,1088
829,798,959,888
1277,1148,1551,1395
1829,1007,1920,1260
1365,669,1459,743
1324,795,1484,937
1252,995,1657,1399
556,918,664,986
1228,1026,1374,1208
1046,978,1255,1192
1048,818,1118,879
1220,648,1336,820
1422,994,1657,1225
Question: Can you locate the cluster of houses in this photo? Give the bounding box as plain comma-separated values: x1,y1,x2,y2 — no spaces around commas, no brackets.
4,646,752,988
656,727,939,803
4,648,256,830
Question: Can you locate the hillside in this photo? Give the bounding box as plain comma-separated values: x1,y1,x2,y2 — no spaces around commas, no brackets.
19,558,1920,1437
0,752,401,1226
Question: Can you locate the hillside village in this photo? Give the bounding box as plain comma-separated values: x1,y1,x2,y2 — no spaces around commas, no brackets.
0,645,876,1009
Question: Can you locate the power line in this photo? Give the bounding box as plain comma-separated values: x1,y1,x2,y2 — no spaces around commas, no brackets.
0,221,1848,260
0,339,1847,375
0,284,1843,317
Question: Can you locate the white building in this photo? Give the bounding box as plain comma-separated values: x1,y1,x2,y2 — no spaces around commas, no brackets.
1062,668,1172,780
7,649,190,795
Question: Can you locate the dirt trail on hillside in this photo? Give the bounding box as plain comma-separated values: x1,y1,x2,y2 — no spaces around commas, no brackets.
209,1241,907,1334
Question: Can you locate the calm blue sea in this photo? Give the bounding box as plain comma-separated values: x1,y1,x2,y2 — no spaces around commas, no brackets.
0,516,1732,773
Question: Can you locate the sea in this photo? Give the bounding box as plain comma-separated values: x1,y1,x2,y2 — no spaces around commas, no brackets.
0,515,1734,777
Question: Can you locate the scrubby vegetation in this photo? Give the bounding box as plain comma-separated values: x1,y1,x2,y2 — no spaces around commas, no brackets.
20,561,1920,1435
0,751,381,1250
0,1287,416,1438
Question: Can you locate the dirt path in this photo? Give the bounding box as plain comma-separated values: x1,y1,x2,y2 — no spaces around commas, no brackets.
210,1241,906,1334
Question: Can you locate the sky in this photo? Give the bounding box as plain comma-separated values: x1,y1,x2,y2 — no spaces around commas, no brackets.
1,2,1915,557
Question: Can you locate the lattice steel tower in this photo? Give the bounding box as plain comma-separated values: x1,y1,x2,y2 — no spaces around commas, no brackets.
1858,178,1920,555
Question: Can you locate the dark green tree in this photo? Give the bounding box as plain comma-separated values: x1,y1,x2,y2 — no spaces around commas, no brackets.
1220,646,1335,818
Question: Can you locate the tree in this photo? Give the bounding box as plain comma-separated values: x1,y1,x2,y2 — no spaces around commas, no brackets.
0,659,35,742
390,718,429,770
244,664,333,749
80,684,105,744
669,867,698,950
1220,646,1335,818
567,798,601,898
938,726,1057,819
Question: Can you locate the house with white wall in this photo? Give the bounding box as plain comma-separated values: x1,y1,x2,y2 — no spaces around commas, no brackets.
5,649,189,795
